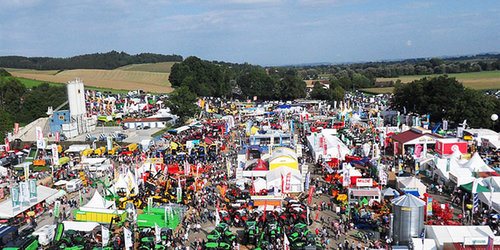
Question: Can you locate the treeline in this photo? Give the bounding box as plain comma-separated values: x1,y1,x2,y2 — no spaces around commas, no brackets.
169,56,310,101
0,76,67,140
292,53,500,80
392,76,500,130
0,51,183,70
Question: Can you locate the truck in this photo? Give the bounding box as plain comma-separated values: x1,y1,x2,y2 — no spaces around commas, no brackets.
66,179,83,193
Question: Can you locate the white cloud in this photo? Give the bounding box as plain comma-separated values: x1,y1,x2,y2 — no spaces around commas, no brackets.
407,40,412,46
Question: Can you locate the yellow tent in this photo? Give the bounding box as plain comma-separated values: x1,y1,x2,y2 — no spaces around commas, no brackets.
269,147,298,170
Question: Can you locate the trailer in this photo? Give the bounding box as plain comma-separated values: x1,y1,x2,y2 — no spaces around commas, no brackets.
74,207,127,225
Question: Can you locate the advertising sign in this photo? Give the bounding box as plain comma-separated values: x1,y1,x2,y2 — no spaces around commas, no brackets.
52,144,59,166
435,139,467,155
29,178,37,202
11,186,20,211
426,196,433,216
356,178,373,187
20,181,30,206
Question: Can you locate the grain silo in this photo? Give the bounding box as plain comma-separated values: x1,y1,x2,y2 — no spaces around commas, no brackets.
66,78,93,136
391,193,426,245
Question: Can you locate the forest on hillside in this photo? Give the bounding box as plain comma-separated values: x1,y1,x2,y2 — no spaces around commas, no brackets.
0,51,183,70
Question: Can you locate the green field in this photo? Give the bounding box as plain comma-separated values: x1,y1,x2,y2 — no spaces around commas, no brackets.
117,62,176,73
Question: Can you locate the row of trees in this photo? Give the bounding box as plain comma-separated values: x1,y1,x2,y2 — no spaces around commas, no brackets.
0,76,67,140
0,51,183,70
169,56,308,101
295,54,500,80
392,76,500,130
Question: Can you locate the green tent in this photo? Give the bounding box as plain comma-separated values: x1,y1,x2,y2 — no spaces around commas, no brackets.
460,182,490,193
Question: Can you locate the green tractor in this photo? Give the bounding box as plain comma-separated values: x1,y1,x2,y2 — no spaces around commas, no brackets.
265,221,281,242
206,223,236,244
137,237,166,250
243,221,259,245
204,242,231,250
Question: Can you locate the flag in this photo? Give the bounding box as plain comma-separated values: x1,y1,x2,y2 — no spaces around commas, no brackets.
215,200,221,226
55,131,60,143
4,139,9,152
124,227,133,249
14,123,19,134
308,186,315,205
486,236,494,250
285,172,291,192
472,179,479,213
284,232,290,250
155,222,161,243
184,160,190,175
79,189,83,206
102,226,109,247
397,112,401,128
263,201,267,223
281,173,284,193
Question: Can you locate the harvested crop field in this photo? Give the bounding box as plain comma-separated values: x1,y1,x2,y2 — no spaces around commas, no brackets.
117,62,176,73
10,69,173,93
377,70,500,90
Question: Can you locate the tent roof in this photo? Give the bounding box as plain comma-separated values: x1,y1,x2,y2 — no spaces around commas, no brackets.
463,153,493,172
62,221,100,232
252,159,268,171
265,166,301,182
461,181,490,193
83,190,115,209
0,185,59,219
382,187,398,196
391,194,426,207
270,147,297,162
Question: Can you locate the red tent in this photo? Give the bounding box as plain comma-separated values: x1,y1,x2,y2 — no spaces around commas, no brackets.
252,159,268,171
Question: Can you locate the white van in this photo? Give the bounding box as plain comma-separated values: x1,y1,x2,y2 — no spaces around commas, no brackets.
66,179,83,193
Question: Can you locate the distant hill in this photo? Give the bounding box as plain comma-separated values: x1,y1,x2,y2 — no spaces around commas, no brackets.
0,51,183,70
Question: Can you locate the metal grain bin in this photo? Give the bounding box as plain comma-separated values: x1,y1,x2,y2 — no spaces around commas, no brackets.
391,194,426,245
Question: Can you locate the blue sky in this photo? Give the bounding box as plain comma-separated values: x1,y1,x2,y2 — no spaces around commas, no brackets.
0,0,498,66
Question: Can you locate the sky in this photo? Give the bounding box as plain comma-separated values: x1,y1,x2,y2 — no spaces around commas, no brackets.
0,0,498,66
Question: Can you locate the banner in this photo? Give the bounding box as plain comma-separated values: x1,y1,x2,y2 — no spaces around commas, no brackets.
51,144,59,166
426,197,433,216
4,139,9,152
14,123,19,134
29,178,37,202
11,186,20,211
54,200,61,218
124,227,133,249
7,133,12,143
176,187,182,203
55,131,60,143
102,226,109,247
285,172,291,192
155,222,161,243
36,126,44,149
20,181,30,206
307,186,315,205
148,197,153,214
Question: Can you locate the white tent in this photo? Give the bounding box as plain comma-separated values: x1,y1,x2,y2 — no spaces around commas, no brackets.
83,190,115,209
265,166,303,193
253,178,267,193
448,166,474,186
463,153,494,172
478,192,500,213
397,176,427,197
307,129,350,161
62,221,100,232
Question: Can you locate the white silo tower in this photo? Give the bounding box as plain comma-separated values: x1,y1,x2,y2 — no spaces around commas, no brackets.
67,78,88,134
